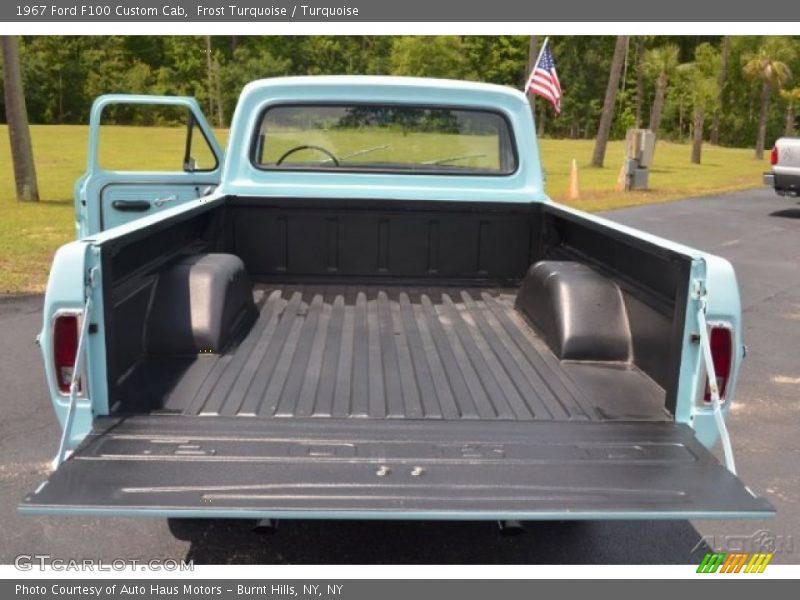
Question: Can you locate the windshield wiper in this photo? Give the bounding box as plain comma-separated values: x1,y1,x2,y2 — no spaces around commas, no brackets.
422,153,487,165
321,144,392,164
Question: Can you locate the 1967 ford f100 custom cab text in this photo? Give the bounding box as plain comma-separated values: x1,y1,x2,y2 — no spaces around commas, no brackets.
22,76,774,521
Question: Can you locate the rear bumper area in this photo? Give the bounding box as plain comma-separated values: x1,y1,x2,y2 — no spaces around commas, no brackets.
21,416,774,520
766,169,800,195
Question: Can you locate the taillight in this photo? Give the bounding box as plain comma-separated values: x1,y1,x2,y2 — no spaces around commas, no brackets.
53,314,80,394
771,146,779,166
703,326,733,403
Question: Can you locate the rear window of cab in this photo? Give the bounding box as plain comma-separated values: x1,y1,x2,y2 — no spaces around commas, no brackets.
252,103,517,176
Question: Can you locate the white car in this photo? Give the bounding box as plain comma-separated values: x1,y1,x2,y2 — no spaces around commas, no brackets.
764,137,800,197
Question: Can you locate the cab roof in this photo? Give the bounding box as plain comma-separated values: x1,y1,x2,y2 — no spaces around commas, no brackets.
239,75,529,105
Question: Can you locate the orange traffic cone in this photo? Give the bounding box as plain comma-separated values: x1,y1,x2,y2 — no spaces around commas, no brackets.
615,162,627,192
567,158,580,201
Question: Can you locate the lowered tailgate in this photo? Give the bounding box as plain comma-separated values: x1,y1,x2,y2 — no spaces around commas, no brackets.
20,416,773,519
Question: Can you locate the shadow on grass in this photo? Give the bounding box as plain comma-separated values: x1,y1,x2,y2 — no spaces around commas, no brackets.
1,198,72,208
39,198,73,207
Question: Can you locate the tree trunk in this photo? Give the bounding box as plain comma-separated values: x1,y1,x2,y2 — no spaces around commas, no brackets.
205,36,215,122
785,103,796,137
214,56,225,128
591,36,629,168
648,75,667,136
710,36,729,145
1,36,39,202
538,104,546,137
691,105,705,164
620,36,630,94
755,78,771,159
525,36,539,134
525,36,539,87
634,37,646,129
57,72,64,123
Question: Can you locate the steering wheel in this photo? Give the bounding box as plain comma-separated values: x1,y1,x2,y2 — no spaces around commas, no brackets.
276,144,339,166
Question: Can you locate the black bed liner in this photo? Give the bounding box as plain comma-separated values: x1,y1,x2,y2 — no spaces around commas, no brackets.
118,284,667,422
21,416,774,518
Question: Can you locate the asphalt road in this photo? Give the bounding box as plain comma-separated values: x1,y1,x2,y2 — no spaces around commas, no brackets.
1,187,797,565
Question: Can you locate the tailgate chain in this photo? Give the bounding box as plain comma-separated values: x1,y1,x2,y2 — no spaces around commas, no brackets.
694,282,737,475
55,267,97,466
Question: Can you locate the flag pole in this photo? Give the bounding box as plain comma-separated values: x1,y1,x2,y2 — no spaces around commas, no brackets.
527,37,550,183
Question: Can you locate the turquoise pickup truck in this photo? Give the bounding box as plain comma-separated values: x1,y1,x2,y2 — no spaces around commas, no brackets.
21,76,773,522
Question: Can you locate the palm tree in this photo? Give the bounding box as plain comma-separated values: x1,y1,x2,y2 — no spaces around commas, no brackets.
780,87,800,137
1,36,39,202
634,37,647,129
743,41,792,159
643,43,680,139
687,71,717,164
682,43,720,164
591,36,629,168
710,36,730,145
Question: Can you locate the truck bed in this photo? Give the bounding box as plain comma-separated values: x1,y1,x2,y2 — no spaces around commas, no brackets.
26,200,775,520
117,284,667,422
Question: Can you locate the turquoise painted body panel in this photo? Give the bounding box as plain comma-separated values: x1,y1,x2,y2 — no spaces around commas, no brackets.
35,76,750,519
38,241,106,449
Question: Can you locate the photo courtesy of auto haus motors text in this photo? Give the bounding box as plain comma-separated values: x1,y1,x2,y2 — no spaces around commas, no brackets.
15,584,340,597
0,0,798,592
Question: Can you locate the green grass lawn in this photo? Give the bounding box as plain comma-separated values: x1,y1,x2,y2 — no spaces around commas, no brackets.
0,124,769,294
539,138,770,211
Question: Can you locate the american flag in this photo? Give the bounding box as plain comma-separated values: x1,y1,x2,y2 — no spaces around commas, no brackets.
526,39,562,115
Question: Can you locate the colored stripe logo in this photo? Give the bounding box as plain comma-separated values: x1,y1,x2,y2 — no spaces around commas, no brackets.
697,552,773,573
